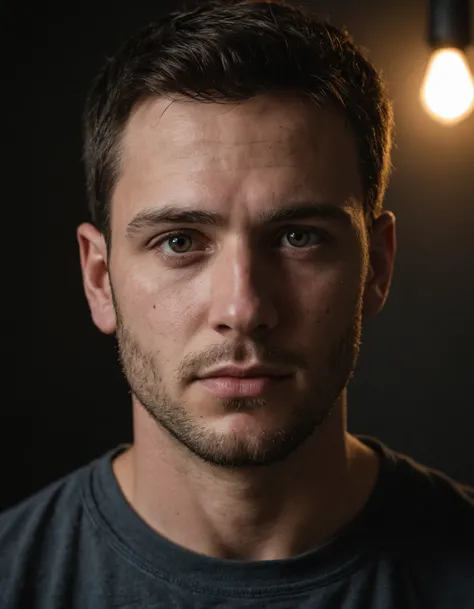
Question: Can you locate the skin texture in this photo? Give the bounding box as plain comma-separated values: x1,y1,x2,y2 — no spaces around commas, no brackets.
77,94,396,561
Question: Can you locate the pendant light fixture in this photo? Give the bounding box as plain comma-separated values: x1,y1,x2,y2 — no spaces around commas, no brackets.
420,0,474,124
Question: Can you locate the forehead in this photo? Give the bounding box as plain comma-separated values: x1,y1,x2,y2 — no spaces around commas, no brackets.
113,94,363,224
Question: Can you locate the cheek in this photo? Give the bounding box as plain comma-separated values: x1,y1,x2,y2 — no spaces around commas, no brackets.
292,265,362,333
118,265,200,345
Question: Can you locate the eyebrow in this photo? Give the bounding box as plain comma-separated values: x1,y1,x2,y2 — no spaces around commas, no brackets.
126,201,355,238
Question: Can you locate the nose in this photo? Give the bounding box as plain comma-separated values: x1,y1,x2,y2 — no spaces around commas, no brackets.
207,237,278,338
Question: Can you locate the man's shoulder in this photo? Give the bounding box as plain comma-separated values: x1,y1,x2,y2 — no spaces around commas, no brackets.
380,441,473,550
400,461,474,606
358,436,474,550
0,456,96,565
356,438,474,607
397,448,473,518
0,452,115,608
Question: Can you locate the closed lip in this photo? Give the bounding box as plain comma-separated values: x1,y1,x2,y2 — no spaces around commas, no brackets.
197,365,292,380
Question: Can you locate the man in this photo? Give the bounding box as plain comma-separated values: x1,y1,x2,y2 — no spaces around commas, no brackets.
2,0,473,607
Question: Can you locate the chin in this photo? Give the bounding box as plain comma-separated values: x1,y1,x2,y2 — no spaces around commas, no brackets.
190,416,312,469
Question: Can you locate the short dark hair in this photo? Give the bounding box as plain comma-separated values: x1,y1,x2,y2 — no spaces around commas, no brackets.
83,0,394,242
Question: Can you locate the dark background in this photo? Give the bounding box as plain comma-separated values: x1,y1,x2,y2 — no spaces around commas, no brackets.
8,0,474,511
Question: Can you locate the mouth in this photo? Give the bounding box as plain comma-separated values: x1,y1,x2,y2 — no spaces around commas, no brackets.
195,374,291,398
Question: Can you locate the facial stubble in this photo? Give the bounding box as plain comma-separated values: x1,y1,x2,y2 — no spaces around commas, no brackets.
112,292,363,470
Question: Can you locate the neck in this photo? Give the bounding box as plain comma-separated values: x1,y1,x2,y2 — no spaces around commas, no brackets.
113,391,380,561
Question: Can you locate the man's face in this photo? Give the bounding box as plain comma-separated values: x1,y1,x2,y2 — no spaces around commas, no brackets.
106,95,372,468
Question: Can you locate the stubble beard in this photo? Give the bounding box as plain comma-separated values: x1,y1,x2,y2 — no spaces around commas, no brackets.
114,302,363,469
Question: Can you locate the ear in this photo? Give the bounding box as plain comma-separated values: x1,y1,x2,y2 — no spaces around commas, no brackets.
77,223,117,334
363,211,397,318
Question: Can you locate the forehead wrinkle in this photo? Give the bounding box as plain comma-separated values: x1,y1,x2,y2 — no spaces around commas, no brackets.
114,96,364,236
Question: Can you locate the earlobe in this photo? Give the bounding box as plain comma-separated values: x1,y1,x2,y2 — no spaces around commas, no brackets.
362,211,397,318
77,223,117,334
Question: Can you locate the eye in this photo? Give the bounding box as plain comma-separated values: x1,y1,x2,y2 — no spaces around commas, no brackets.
279,228,325,248
167,233,192,254
156,231,202,255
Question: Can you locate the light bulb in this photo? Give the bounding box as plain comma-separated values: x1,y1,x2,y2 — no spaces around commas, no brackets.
421,47,474,124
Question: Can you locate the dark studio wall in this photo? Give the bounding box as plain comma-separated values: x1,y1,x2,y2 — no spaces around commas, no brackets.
7,0,474,510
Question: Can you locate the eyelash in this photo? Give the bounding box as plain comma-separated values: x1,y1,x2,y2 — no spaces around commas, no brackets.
152,227,328,258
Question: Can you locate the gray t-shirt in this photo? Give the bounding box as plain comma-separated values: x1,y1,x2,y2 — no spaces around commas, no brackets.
1,435,473,608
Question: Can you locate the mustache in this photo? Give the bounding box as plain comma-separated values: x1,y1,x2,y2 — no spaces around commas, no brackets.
174,341,307,382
